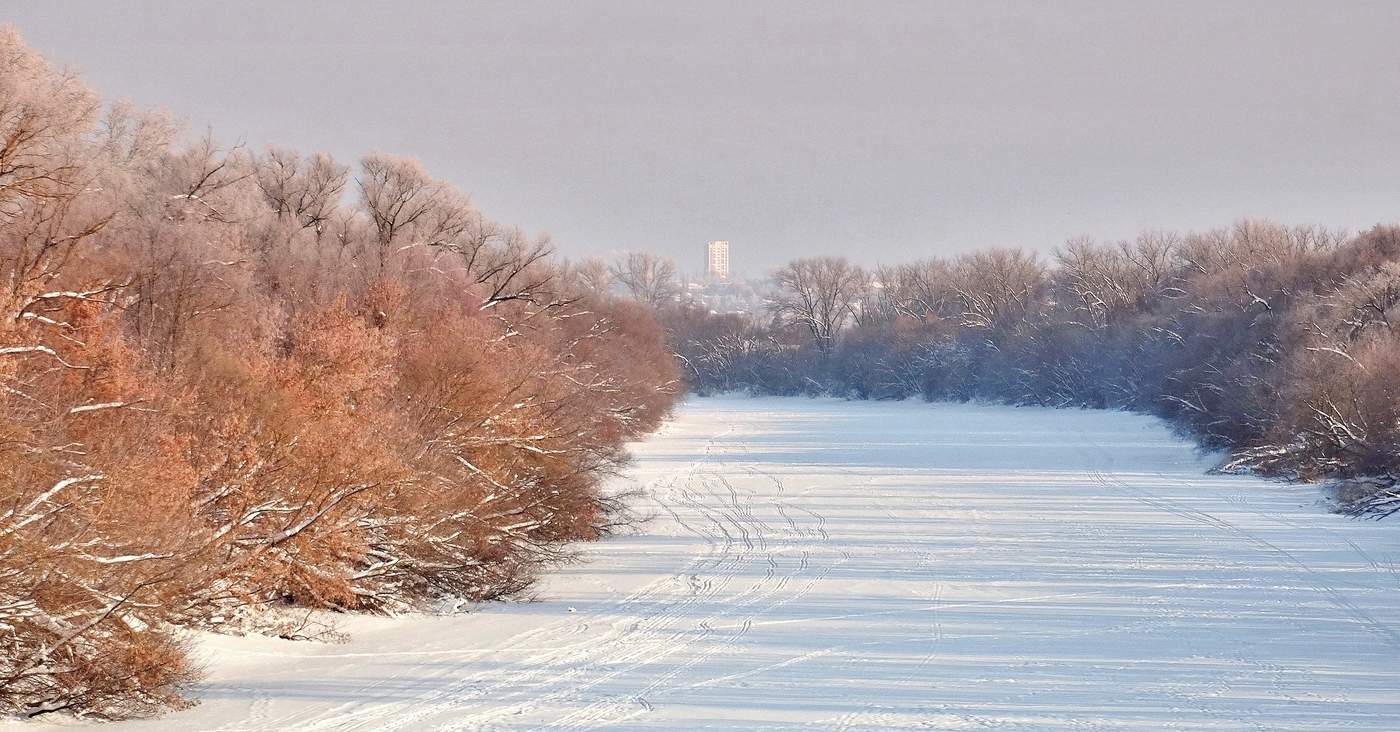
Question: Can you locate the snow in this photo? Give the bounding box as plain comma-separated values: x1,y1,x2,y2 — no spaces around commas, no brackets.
16,397,1400,730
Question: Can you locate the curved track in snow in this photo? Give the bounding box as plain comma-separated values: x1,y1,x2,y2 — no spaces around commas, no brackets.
33,397,1400,731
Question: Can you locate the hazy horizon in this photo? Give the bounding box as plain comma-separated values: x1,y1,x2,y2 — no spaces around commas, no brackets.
9,1,1400,274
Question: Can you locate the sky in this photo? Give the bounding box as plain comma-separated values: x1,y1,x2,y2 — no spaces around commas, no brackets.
7,1,1400,275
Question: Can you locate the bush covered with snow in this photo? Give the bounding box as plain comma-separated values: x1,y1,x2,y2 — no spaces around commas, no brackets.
0,27,678,719
668,226,1400,504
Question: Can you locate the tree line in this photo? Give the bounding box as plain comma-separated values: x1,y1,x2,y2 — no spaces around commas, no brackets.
7,19,1400,721
0,28,677,718
669,223,1400,513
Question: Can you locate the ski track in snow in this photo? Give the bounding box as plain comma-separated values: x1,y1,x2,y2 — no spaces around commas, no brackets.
19,397,1400,731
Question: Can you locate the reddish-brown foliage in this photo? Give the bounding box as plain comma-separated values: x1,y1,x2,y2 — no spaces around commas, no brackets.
0,27,678,719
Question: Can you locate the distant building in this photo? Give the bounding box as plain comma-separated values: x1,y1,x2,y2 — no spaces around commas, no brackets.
706,240,730,280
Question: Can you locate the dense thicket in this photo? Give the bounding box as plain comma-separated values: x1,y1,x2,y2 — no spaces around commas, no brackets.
672,225,1400,511
0,28,677,718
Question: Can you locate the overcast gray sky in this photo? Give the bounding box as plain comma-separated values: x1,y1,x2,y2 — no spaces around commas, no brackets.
8,1,1400,275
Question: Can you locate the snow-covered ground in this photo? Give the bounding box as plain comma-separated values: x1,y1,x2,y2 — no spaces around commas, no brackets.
20,397,1400,731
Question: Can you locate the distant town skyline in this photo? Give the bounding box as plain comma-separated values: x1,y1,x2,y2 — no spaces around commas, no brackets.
9,2,1400,270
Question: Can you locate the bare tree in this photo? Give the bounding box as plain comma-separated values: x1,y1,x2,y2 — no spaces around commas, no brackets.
877,258,957,322
161,131,252,223
567,256,614,297
470,227,558,311
254,147,349,233
1053,233,1177,330
950,248,1045,333
769,256,868,351
358,153,476,271
609,252,679,305
0,29,99,223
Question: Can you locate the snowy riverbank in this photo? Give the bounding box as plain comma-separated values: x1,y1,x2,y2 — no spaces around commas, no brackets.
17,397,1400,730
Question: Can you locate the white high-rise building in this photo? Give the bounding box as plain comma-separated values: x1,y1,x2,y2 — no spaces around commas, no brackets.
706,240,730,280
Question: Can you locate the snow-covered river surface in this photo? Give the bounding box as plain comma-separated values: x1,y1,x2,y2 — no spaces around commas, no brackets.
33,398,1400,731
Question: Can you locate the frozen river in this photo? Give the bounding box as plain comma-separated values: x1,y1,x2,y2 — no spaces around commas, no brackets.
43,397,1400,731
